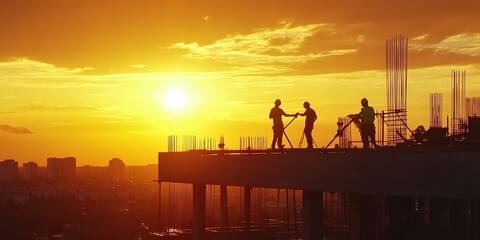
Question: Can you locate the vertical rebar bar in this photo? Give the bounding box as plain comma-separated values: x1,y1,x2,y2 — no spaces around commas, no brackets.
430,93,443,128
467,97,480,117
451,70,467,137
386,35,408,146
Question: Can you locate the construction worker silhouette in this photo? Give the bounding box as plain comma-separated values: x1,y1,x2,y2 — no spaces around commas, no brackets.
269,99,297,149
358,98,379,149
297,102,317,149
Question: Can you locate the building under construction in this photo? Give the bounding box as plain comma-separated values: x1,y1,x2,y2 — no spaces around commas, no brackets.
155,35,480,240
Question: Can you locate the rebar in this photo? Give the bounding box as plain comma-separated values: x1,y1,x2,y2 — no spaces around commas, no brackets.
385,35,408,146
430,93,443,128
467,97,480,117
338,116,353,148
451,70,467,136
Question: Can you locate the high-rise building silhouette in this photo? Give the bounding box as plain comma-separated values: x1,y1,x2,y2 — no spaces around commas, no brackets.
23,162,38,180
0,159,18,182
47,157,76,181
108,158,125,181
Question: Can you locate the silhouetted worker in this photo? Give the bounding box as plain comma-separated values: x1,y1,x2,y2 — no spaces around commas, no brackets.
358,98,379,149
298,102,317,149
269,99,297,149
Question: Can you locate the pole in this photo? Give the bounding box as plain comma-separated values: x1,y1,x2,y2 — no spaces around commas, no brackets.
283,131,294,149
284,116,297,129
283,116,297,149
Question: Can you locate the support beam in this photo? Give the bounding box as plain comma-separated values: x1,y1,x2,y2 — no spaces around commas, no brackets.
302,190,324,240
158,181,162,238
220,185,228,230
244,187,251,232
193,184,206,240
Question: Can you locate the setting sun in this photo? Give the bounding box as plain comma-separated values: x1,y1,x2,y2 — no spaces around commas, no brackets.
165,89,189,112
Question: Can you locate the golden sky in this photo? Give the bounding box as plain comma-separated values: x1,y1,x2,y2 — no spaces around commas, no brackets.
1,0,480,165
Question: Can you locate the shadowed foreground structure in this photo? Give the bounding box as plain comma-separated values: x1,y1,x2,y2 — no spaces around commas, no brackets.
158,147,480,240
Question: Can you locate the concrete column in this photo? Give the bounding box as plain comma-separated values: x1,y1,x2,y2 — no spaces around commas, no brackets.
220,185,228,230
193,183,206,240
302,190,324,240
158,181,162,236
244,187,251,232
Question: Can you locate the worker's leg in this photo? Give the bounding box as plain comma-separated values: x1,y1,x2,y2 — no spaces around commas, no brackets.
370,124,379,148
272,126,283,149
305,127,313,148
360,125,369,149
277,127,284,149
271,126,277,149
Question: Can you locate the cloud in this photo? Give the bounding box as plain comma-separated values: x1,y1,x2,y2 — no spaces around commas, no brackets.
412,34,429,41
412,33,480,56
170,22,357,65
0,125,34,134
129,64,147,69
0,58,119,88
17,104,97,112
0,58,90,77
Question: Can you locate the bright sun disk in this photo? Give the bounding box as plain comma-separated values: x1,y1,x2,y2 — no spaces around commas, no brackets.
165,89,188,111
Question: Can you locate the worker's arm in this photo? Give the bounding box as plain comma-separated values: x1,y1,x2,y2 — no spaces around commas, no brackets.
282,109,297,117
348,109,363,119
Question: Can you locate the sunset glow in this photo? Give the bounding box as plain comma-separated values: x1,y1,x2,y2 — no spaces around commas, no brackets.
1,0,480,165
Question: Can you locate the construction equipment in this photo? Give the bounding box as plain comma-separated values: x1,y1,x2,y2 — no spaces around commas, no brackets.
323,114,359,149
298,131,318,148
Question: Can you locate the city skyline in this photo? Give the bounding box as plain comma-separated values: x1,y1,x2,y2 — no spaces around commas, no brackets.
2,0,480,165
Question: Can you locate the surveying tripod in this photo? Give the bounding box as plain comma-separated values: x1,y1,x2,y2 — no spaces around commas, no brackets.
298,130,318,148
323,116,357,149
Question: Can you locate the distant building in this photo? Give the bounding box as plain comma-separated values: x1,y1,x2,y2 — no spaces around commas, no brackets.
125,164,157,183
0,159,18,182
23,162,38,180
76,165,107,182
108,158,125,181
47,157,76,181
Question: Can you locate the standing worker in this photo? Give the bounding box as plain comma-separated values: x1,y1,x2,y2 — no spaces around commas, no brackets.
297,102,317,149
358,98,379,149
269,99,297,149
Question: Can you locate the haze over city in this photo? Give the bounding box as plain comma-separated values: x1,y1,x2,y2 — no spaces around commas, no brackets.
1,0,480,165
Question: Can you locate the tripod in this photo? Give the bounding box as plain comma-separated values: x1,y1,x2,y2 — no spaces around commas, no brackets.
323,118,356,149
298,131,318,148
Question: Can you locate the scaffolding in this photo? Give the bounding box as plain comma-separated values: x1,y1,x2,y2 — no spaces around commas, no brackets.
430,93,443,128
240,136,268,150
337,116,353,148
385,35,408,146
467,97,480,118
376,111,385,146
451,70,467,137
167,135,218,152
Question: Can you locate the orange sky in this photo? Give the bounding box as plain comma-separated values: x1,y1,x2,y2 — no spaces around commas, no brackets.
1,0,480,165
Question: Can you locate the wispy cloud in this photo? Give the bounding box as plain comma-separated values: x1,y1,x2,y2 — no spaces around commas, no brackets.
129,64,148,69
170,22,357,65
0,58,112,88
412,33,480,56
0,58,90,77
17,104,97,112
0,124,34,134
